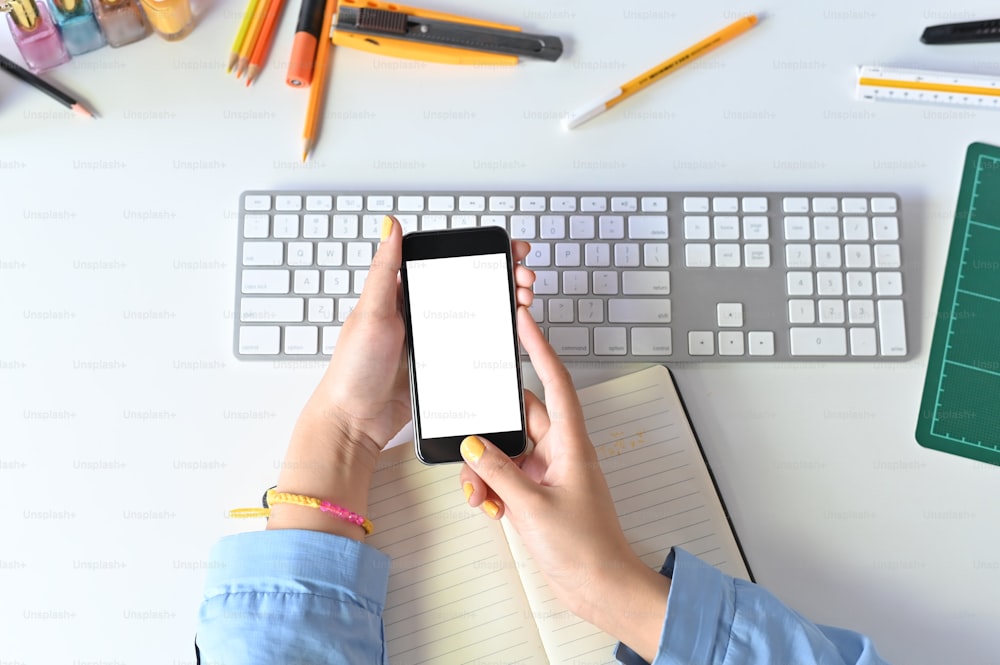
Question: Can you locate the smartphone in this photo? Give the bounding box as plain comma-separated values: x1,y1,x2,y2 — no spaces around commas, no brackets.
400,226,528,464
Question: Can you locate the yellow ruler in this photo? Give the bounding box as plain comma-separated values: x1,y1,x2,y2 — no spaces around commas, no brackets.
857,65,1000,109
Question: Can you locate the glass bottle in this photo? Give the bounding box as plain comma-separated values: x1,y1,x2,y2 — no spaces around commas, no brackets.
3,0,70,73
138,0,192,41
92,0,149,47
48,0,106,55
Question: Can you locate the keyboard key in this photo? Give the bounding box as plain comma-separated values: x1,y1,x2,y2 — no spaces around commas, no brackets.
332,214,359,238
562,270,588,294
747,331,774,356
527,299,544,322
784,244,811,268
789,328,847,356
291,269,318,294
428,196,455,211
876,272,903,296
421,214,447,230
844,244,872,268
611,197,637,212
846,271,873,296
842,216,869,240
243,242,283,266
239,325,280,354
336,196,363,211
362,215,382,238
585,243,610,267
643,243,670,267
459,196,485,211
742,197,768,213
450,214,477,228
874,244,901,268
287,242,313,266
570,215,596,239
524,243,551,267
614,243,640,267
306,195,333,211
812,197,838,213
850,327,877,356
337,298,359,322
244,194,271,211
688,331,714,355
786,272,813,296
397,195,424,211
841,197,868,213
554,243,581,267
717,303,743,327
242,269,289,294
592,271,618,295
534,271,559,294
641,197,668,212
551,196,576,212
303,214,329,238
713,197,739,213
549,327,590,354
366,195,393,211
814,244,841,268
480,214,505,229
241,297,304,322
744,244,770,268
788,299,815,324
631,327,672,355
284,326,318,354
595,327,628,355
346,242,373,266
275,195,302,211
718,331,744,356
628,215,669,239
818,299,845,324
782,197,809,213
877,300,906,356
684,216,710,240
511,215,536,239
548,299,574,323
683,197,709,213
317,242,343,266
685,244,711,267
783,216,810,240
813,216,839,240
308,298,334,322
816,272,843,296
598,215,625,239
323,270,349,294
581,196,607,212
489,196,516,212
743,216,769,240
321,327,342,354
714,216,739,240
714,244,741,267
608,298,671,323
540,215,566,239
871,197,897,213
578,298,604,322
872,217,899,240
273,214,299,238
244,214,269,239
520,196,546,212
622,271,670,294
848,299,875,324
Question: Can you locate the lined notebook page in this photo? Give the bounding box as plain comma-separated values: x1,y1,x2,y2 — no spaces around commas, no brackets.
366,443,545,664
501,364,750,665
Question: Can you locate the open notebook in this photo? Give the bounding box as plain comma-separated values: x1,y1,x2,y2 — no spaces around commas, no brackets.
366,364,751,665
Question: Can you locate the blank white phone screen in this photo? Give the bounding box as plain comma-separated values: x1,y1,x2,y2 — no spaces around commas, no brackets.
406,253,521,439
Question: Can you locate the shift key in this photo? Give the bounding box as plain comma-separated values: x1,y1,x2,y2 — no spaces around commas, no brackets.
240,297,304,322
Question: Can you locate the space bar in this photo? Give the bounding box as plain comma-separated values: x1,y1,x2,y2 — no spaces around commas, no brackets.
789,328,847,356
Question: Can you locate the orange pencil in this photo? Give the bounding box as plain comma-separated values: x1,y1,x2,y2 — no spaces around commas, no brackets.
236,0,271,78
245,0,288,85
301,0,334,161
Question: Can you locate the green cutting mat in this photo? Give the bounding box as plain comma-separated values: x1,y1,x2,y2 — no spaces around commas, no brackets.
916,142,1000,466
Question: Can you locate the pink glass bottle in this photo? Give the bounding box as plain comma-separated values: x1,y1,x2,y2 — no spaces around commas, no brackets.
4,0,70,73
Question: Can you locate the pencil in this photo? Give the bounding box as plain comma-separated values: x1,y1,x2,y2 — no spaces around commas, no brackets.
0,53,94,118
301,0,335,161
228,0,260,73
245,0,287,86
564,13,761,129
236,0,271,78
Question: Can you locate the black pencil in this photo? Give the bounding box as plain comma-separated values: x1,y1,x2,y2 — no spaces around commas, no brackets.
0,53,95,118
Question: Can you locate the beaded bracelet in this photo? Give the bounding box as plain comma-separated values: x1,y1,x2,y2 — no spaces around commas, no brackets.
229,488,374,535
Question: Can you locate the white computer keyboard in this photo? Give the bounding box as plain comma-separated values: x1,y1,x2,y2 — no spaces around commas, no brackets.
233,190,910,362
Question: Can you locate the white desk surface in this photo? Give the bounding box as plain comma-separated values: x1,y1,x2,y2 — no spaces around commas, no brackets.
3,0,999,663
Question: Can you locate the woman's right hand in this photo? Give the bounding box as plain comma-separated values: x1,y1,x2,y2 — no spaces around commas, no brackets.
458,307,671,662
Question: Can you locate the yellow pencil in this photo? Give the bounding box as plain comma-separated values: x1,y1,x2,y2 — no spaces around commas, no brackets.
228,0,260,73
564,13,761,129
236,0,271,78
301,0,335,161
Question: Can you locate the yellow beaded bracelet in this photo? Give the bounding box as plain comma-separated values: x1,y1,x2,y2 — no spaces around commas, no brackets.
229,488,373,535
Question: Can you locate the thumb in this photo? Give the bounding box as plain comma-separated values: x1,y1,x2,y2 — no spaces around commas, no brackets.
357,215,402,317
460,435,538,509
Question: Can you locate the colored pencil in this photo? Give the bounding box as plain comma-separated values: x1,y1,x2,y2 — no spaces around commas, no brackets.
227,0,260,73
245,0,287,86
236,0,271,78
301,0,334,161
0,53,95,118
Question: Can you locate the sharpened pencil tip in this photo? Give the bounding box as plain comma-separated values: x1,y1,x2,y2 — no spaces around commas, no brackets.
72,103,94,118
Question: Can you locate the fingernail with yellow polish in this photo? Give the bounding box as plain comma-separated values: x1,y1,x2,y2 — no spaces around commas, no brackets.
380,215,393,241
482,500,500,518
463,481,474,502
461,436,484,464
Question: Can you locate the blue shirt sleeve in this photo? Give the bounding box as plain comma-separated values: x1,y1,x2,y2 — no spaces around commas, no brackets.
196,529,390,665
616,548,889,665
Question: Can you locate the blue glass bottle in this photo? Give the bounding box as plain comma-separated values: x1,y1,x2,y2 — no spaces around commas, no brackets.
48,0,105,55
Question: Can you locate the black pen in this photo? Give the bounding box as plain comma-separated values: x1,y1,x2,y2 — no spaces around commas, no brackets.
0,53,94,117
921,18,1000,44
